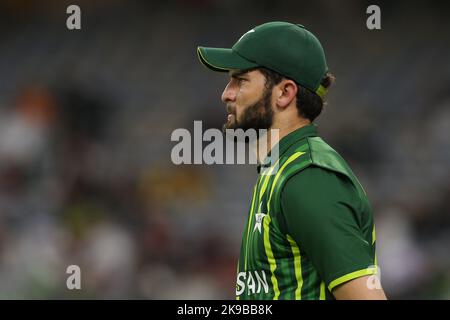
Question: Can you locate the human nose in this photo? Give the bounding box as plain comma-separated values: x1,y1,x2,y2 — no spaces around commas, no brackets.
221,81,236,104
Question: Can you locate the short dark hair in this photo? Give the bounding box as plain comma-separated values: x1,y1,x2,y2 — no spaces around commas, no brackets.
256,67,335,122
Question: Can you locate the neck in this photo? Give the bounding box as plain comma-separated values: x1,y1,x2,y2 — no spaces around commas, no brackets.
256,118,311,164
273,118,311,143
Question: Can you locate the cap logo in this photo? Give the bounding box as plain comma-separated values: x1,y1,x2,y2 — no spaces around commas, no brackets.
237,29,254,42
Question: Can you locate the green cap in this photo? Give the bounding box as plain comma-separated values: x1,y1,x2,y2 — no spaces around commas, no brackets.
197,21,328,98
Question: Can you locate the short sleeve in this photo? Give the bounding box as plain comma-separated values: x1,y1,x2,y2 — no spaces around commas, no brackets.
280,166,376,291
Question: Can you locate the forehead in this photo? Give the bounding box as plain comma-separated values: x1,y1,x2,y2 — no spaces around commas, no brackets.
229,69,262,78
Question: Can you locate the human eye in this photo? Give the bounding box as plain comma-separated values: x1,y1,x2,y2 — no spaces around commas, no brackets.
236,77,247,85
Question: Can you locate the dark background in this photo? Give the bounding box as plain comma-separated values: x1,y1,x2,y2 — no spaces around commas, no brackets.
0,0,449,299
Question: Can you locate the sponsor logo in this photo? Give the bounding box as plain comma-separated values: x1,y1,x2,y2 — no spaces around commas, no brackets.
236,270,269,296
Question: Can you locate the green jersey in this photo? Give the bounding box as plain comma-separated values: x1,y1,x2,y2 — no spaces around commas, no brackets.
236,124,377,300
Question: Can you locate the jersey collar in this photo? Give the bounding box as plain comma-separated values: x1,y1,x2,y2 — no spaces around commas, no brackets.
257,123,318,174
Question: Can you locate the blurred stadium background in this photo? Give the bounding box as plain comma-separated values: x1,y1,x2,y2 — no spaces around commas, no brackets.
0,0,449,299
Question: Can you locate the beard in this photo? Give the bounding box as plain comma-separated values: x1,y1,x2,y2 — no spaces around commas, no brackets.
222,88,274,133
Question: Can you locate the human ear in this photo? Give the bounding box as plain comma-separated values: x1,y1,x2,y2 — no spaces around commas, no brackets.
276,80,297,109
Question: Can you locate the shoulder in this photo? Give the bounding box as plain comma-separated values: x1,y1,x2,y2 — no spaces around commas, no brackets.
279,136,365,198
275,135,354,188
281,165,356,205
268,135,366,212
307,136,352,175
277,135,350,175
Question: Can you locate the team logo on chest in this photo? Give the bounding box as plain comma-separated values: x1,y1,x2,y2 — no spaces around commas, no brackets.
253,213,267,234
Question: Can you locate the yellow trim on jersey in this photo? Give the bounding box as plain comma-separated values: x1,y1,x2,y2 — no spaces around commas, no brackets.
328,267,378,292
259,160,281,198
244,159,281,270
261,151,305,300
372,225,376,245
258,159,281,207
287,234,303,300
319,281,326,300
236,261,240,300
267,151,305,209
244,182,259,270
372,225,378,267
263,215,280,299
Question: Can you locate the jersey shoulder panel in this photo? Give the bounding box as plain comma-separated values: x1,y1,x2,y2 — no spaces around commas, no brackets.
268,136,367,214
307,136,367,198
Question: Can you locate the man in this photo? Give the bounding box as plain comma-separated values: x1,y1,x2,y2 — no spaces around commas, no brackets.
197,21,386,300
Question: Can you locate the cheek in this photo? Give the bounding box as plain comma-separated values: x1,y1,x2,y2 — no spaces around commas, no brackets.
235,86,254,107
234,84,262,119
234,91,246,117
234,104,244,120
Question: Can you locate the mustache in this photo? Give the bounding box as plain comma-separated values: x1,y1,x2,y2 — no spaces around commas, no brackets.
226,104,236,115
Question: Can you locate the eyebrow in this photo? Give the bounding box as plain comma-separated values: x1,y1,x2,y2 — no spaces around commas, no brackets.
230,70,249,79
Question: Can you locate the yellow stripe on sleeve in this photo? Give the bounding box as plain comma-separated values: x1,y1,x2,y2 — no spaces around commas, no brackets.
328,267,378,292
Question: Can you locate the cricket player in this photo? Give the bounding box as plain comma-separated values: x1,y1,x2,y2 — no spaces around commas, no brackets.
197,21,386,300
